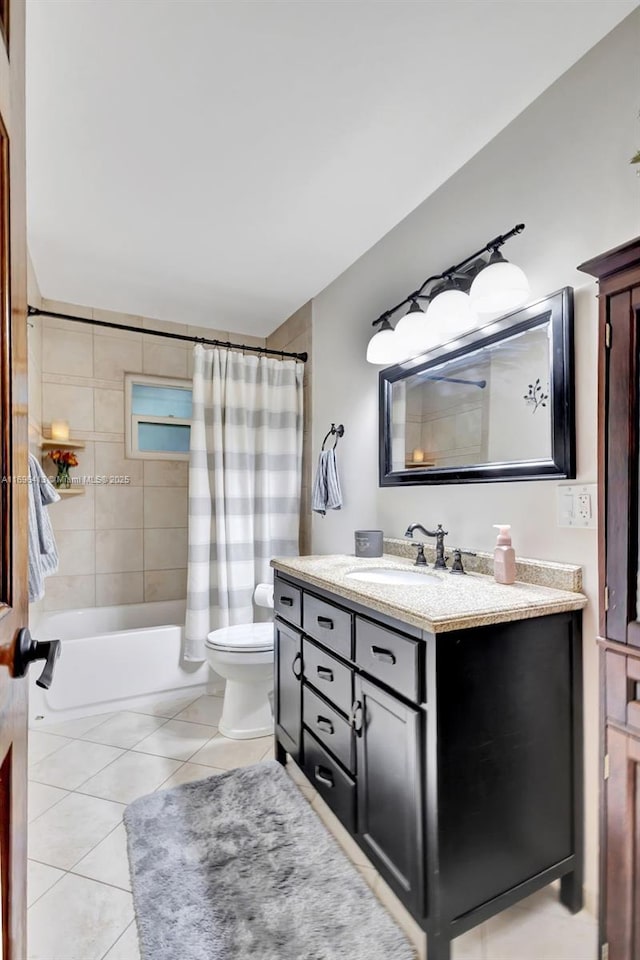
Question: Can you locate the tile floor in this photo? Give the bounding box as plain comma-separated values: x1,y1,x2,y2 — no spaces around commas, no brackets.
28,693,598,960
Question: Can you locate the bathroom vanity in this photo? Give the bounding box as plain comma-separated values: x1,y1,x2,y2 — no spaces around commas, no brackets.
271,552,586,960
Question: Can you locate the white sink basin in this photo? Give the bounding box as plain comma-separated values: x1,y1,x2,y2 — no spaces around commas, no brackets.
345,567,439,586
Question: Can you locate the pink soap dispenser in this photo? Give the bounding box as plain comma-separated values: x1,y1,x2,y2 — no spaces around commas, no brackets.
493,524,516,585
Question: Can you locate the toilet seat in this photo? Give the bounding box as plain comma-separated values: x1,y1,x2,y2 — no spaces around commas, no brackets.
206,622,273,654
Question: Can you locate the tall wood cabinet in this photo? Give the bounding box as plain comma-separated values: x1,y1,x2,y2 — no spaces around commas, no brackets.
580,238,640,960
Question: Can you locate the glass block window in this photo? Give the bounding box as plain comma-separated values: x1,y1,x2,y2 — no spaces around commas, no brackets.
125,375,192,460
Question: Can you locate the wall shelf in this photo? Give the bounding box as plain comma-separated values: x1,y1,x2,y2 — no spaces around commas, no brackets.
53,486,85,497
40,439,86,450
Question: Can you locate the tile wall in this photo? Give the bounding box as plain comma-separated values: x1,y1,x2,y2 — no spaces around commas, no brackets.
31,299,265,611
266,302,312,555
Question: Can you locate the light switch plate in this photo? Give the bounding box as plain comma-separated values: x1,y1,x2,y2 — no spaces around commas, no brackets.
557,484,597,529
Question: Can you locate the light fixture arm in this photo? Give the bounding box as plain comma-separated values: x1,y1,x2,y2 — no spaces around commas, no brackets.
371,222,525,327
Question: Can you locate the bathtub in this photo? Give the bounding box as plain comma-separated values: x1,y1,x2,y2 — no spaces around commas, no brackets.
29,599,211,727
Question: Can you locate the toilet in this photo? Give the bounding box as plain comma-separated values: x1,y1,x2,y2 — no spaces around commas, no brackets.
205,585,275,740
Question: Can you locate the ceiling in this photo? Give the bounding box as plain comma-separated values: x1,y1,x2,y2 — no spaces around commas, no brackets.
26,0,637,337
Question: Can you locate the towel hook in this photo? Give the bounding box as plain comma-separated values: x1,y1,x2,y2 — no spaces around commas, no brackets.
321,423,344,451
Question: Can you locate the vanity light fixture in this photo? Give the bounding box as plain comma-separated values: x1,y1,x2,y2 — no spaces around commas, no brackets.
366,223,528,365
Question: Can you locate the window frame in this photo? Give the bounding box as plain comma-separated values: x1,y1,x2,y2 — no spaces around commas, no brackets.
124,373,192,461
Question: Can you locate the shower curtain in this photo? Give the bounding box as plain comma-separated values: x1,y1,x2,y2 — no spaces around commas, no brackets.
184,344,304,661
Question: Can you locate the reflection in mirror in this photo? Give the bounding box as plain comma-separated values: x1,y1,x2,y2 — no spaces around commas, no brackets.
390,323,552,471
380,288,574,485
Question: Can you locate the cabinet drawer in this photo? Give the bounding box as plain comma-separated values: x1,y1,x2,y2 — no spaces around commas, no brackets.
303,638,353,715
303,684,354,773
302,730,355,833
303,593,352,658
355,617,420,703
274,577,302,627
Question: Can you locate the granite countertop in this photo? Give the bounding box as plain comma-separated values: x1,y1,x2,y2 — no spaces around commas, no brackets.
270,553,587,634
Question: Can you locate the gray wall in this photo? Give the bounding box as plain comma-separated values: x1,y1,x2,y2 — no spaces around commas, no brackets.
311,9,640,912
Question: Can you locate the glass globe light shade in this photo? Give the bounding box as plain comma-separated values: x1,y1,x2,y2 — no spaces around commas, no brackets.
366,320,402,365
425,288,478,342
394,302,435,360
470,255,530,314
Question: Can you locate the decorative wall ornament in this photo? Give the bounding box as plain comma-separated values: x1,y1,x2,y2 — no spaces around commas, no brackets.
524,378,549,413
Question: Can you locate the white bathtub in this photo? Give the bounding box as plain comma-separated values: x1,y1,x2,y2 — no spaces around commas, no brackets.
29,599,211,727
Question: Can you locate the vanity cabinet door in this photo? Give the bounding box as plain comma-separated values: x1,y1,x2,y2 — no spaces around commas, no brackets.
354,675,424,916
274,618,303,761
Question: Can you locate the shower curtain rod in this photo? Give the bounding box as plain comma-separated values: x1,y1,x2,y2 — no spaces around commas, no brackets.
27,306,308,362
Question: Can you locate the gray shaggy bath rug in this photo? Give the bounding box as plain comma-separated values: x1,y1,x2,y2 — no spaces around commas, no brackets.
124,760,415,960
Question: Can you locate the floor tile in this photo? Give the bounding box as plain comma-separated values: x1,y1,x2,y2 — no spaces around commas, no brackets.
28,731,72,765
374,875,426,960
28,792,125,870
81,712,167,748
27,860,65,908
157,761,225,790
28,872,133,960
103,921,141,960
174,694,224,726
452,925,484,960
189,733,271,769
28,781,69,822
73,824,131,891
132,693,199,719
29,739,124,790
509,882,592,923
132,718,215,761
78,750,183,804
482,902,597,959
31,713,115,739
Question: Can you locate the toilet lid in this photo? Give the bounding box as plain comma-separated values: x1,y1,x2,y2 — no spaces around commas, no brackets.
205,622,273,653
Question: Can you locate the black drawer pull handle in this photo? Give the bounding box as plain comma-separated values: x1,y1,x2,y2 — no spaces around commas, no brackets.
316,666,334,682
314,765,334,789
291,652,303,679
317,616,334,630
316,716,334,735
350,700,364,735
279,596,294,607
371,645,396,666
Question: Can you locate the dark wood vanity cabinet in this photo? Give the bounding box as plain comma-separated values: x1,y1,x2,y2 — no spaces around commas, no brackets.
273,570,583,960
580,237,640,960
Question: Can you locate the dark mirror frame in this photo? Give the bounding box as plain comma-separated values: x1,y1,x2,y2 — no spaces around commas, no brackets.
379,287,575,486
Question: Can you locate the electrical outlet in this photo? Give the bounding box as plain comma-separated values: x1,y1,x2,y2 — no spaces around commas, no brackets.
557,484,597,529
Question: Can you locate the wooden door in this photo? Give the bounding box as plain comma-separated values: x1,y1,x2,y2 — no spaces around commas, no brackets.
0,2,30,958
354,675,423,916
579,237,640,959
274,618,302,761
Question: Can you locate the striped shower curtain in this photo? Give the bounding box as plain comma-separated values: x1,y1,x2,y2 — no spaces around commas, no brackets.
184,345,304,662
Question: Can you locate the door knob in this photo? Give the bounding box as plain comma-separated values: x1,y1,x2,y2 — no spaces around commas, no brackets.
13,628,61,689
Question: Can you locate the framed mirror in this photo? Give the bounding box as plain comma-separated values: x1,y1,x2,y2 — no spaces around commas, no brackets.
379,288,575,485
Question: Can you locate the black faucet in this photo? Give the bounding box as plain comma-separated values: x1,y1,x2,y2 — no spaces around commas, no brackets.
450,548,477,575
404,523,449,569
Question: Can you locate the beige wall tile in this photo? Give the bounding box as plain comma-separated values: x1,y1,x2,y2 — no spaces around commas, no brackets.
94,388,124,435
43,575,95,611
95,529,143,574
93,308,143,341
187,325,229,341
143,459,188,487
48,486,95,532
142,317,188,337
143,487,188,529
93,338,143,382
95,486,143,530
94,442,143,486
266,302,311,351
56,530,96,577
41,299,91,320
144,528,187,570
42,382,95,433
96,573,144,606
144,569,187,602
142,342,188,378
43,327,94,378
